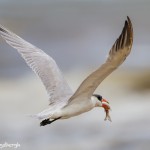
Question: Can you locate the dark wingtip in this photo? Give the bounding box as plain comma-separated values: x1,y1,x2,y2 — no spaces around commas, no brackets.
126,16,133,44
0,27,8,33
111,16,133,52
124,20,128,28
127,16,132,25
127,16,130,21
126,16,133,30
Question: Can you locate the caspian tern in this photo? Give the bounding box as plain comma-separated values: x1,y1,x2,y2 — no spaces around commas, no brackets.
0,16,133,126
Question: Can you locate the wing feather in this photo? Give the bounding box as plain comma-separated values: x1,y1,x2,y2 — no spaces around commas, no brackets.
0,25,73,105
70,16,133,101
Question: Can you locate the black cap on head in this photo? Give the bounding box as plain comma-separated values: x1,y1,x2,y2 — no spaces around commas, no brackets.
93,94,102,101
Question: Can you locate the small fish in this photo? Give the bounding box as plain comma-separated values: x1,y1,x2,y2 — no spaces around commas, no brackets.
104,109,112,122
101,100,112,122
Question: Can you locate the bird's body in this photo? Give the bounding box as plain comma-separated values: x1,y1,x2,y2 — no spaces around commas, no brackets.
51,99,93,119
37,95,97,120
51,97,98,119
0,17,133,126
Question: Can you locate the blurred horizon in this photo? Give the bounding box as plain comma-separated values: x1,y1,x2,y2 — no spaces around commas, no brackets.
0,1,150,150
0,0,150,78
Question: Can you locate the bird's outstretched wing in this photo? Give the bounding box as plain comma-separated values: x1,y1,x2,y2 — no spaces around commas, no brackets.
69,16,133,102
0,25,73,105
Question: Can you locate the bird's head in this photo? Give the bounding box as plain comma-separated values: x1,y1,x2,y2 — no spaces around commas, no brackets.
92,94,110,110
92,94,112,121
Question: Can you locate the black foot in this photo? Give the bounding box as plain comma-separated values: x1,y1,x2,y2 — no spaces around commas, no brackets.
40,119,51,126
40,117,61,126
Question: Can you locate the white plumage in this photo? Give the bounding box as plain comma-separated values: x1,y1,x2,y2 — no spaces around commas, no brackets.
0,16,133,126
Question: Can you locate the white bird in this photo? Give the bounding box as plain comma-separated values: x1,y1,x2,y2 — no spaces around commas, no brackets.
0,16,133,126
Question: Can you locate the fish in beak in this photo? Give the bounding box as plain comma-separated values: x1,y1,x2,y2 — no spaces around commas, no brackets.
101,99,112,122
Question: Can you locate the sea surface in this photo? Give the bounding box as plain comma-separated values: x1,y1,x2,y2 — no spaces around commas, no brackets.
0,1,150,149
0,70,150,150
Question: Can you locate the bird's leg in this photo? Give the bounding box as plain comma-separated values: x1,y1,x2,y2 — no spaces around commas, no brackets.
40,117,61,126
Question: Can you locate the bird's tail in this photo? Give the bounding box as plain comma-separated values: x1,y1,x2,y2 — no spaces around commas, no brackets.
28,108,54,120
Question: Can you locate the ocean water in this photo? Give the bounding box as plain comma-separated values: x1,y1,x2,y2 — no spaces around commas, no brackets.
0,1,150,149
0,71,150,150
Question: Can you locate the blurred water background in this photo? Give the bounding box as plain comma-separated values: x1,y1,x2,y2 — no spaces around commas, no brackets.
0,0,150,150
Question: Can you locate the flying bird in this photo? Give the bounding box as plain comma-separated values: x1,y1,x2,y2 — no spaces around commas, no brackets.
0,17,133,126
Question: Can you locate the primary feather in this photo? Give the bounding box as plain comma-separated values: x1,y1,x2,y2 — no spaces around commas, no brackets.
0,25,73,106
0,17,133,123
69,16,133,103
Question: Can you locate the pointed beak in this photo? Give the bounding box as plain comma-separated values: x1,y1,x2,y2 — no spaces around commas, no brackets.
102,98,111,110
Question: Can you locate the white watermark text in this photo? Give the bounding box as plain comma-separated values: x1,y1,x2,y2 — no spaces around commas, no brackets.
0,142,20,149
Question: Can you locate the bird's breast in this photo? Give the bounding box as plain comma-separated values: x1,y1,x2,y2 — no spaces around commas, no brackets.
60,100,94,119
